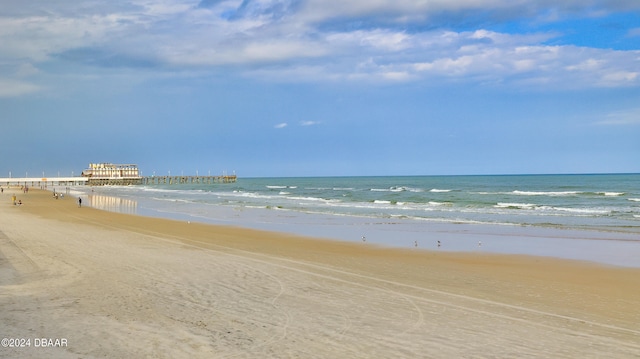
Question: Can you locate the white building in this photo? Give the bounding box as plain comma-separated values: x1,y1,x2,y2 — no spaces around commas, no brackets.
82,163,140,178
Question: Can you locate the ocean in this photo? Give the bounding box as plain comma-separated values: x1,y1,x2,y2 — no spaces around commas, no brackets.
66,173,640,266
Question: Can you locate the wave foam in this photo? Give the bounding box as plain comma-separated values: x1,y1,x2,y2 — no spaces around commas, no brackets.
288,195,333,202
495,202,538,209
428,201,451,206
552,207,610,215
371,186,421,192
512,190,579,196
597,192,625,196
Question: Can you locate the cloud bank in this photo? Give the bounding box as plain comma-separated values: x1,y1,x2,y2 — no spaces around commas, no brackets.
1,0,639,94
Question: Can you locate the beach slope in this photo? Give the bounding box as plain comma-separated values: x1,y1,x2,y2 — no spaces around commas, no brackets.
1,189,639,358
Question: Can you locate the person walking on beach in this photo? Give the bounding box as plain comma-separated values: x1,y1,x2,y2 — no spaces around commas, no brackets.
78,197,82,208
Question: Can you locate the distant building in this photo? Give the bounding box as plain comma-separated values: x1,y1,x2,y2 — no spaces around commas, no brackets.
82,163,142,185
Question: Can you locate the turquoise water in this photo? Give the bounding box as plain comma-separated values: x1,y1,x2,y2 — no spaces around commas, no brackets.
79,173,640,232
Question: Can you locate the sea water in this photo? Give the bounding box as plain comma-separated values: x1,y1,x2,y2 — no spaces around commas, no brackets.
65,174,640,266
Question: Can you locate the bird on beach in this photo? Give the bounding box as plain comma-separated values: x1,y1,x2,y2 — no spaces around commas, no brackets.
414,240,418,248
437,240,441,248
361,236,366,243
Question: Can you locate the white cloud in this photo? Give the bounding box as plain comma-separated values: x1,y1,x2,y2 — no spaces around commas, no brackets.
300,120,321,126
161,39,328,66
595,108,640,126
329,31,640,88
326,30,412,52
565,58,605,71
1,0,639,91
297,0,640,25
0,79,41,97
298,0,507,23
0,13,141,65
274,122,288,129
132,0,198,17
16,63,41,77
244,65,342,82
599,71,639,87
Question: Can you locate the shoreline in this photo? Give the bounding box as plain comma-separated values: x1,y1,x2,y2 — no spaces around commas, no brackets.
69,185,640,268
2,188,640,357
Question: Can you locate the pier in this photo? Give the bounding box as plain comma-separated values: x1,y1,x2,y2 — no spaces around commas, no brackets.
1,162,237,187
0,177,89,187
85,175,238,186
142,175,237,185
79,163,237,186
0,175,237,187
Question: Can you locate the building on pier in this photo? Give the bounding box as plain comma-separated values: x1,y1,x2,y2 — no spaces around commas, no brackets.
81,163,143,186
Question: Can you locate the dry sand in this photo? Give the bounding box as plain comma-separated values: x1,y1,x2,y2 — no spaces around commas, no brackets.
1,188,639,358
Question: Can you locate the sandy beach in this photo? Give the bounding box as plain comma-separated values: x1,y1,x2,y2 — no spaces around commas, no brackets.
1,188,639,358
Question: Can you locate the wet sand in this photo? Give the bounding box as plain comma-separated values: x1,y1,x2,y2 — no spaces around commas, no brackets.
1,188,639,358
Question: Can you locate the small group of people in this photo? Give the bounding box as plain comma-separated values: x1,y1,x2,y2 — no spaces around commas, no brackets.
11,195,22,206
52,190,64,199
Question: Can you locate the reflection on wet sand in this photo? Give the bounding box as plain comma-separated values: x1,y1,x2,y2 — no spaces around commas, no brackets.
88,194,137,215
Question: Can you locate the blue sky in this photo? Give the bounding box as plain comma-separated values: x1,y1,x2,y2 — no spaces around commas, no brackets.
1,0,639,177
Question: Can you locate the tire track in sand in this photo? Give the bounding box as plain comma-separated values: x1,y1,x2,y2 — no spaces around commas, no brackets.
63,212,640,352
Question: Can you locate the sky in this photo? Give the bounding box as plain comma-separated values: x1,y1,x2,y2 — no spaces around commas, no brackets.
1,0,639,178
